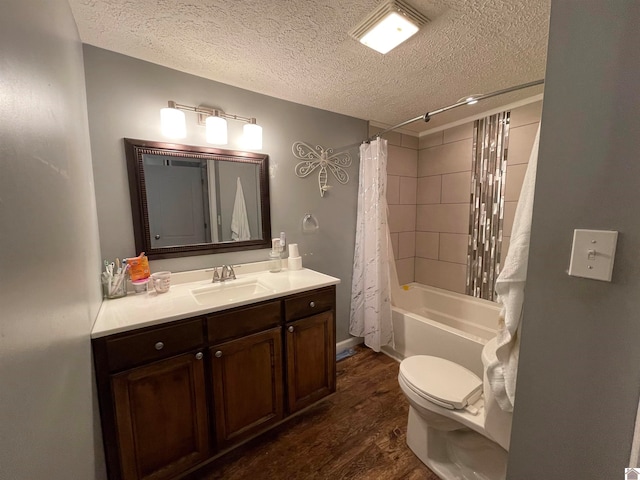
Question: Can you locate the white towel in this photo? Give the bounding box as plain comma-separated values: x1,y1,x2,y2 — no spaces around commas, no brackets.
487,124,541,412
231,177,251,241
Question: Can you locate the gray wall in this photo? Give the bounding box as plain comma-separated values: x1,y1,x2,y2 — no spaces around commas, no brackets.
83,46,367,342
0,1,105,479
508,1,640,478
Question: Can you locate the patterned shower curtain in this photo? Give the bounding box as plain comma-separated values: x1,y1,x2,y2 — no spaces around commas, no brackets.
349,138,393,352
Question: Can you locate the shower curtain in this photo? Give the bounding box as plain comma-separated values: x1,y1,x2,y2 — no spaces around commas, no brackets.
349,138,394,352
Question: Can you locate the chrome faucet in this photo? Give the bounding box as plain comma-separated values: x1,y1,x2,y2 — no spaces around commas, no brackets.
211,265,236,283
221,265,236,281
211,267,221,283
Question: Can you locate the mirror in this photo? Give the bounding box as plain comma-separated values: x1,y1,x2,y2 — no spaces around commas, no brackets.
125,138,271,259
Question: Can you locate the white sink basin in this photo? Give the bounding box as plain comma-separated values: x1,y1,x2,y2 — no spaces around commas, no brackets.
190,278,275,306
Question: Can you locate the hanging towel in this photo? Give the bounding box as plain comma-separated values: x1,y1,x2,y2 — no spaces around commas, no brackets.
231,177,251,241
487,124,541,412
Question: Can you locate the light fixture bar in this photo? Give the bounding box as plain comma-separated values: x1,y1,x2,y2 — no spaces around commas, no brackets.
167,102,254,125
161,101,262,149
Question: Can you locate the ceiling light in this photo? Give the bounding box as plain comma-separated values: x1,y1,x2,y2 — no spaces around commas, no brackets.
160,101,262,149
350,0,429,54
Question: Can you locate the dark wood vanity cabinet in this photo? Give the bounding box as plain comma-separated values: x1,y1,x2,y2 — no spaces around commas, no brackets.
93,286,336,480
210,327,284,448
92,319,210,480
111,352,210,480
284,288,336,413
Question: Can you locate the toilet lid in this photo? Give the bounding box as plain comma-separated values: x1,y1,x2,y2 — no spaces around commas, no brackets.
400,356,482,410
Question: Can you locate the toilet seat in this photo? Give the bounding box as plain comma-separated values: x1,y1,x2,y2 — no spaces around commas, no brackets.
399,356,482,410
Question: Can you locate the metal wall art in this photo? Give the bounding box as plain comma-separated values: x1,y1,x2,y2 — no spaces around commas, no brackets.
292,141,351,197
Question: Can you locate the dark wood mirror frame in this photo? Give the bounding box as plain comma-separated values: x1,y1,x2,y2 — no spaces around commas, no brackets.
125,138,271,260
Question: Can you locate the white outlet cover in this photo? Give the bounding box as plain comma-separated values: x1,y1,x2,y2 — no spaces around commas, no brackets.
568,229,618,282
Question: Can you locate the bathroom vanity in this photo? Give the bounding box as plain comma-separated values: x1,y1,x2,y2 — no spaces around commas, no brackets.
91,264,339,480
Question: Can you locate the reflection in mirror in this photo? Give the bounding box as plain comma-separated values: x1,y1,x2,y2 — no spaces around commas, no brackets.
125,139,271,259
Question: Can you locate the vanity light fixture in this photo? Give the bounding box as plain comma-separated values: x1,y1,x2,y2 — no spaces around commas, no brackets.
160,101,262,149
349,0,429,54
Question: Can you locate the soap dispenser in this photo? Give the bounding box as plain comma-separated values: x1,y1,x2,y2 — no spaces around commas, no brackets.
269,238,282,273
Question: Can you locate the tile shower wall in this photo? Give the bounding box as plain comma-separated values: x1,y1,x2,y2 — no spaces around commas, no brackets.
415,101,543,294
369,126,419,286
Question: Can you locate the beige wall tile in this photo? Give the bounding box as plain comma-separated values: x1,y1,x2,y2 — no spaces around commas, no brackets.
508,123,539,165
418,139,473,177
441,171,472,204
505,164,528,202
510,100,543,128
501,236,511,262
415,258,467,294
389,204,416,233
417,175,441,204
390,232,400,259
439,233,469,264
419,131,443,149
443,122,474,143
387,175,400,205
417,203,470,234
396,257,415,285
415,232,439,259
399,231,416,259
503,201,518,236
388,145,418,177
399,176,417,204
401,134,419,149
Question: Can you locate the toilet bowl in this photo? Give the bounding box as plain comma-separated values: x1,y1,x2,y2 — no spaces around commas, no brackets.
398,337,512,480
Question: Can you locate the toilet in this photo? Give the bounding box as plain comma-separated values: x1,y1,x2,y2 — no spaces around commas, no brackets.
398,337,512,480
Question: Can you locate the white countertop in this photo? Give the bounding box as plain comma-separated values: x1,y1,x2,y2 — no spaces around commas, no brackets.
91,261,341,339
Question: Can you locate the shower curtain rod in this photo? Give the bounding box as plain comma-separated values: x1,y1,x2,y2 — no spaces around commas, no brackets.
369,79,545,141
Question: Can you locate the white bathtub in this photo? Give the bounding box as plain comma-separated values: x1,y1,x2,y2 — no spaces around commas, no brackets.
384,283,501,378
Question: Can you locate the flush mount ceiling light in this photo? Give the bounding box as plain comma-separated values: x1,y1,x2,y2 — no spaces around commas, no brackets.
349,0,429,54
160,101,263,150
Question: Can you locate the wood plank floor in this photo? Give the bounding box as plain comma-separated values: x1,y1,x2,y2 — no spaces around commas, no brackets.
197,346,439,480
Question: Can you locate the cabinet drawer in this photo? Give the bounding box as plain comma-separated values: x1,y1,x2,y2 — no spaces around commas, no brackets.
207,300,281,343
105,319,204,372
285,287,335,322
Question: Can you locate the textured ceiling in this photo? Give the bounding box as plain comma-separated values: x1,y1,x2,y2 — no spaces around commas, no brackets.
68,0,550,134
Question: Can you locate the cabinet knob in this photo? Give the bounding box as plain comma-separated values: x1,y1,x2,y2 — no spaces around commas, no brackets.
155,341,164,350
195,352,203,360
155,234,161,240
309,301,316,308
215,350,223,358
288,326,294,333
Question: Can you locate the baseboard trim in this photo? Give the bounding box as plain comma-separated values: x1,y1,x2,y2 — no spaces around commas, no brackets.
336,336,363,355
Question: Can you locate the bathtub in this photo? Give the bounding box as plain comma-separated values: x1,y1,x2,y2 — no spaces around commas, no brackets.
384,283,501,378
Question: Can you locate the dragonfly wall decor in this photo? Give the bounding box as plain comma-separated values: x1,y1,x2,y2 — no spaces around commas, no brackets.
291,141,352,197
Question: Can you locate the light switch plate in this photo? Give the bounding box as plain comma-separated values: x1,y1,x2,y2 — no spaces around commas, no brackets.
568,229,618,281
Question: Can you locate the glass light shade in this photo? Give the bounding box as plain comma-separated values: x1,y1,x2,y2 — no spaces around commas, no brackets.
206,115,228,145
160,107,186,139
359,12,419,54
243,123,263,150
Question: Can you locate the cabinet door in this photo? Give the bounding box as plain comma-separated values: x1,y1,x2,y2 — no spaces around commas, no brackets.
285,311,336,413
111,351,210,480
210,327,283,448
